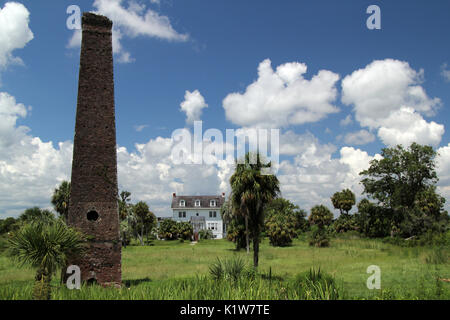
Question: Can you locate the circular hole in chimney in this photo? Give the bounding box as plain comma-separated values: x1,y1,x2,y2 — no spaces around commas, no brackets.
87,210,99,221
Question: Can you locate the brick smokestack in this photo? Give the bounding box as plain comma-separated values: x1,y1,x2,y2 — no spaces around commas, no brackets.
67,12,121,287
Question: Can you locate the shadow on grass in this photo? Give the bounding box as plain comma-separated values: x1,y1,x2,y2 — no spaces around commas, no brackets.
124,277,152,287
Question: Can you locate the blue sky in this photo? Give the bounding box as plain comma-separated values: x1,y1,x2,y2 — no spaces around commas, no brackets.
1,0,449,217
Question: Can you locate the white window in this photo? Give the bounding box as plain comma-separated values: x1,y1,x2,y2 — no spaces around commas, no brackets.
180,200,185,207
208,223,217,230
195,200,201,207
210,200,216,207
178,211,186,218
213,211,217,218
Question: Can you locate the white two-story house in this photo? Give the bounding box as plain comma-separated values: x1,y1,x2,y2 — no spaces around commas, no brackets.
171,193,226,239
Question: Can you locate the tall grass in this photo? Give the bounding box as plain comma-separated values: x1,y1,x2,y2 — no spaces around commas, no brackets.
1,237,448,300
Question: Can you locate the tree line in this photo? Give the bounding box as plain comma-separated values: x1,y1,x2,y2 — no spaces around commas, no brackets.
222,143,449,268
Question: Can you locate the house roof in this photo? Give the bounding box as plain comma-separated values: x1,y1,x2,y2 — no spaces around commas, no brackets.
171,195,225,209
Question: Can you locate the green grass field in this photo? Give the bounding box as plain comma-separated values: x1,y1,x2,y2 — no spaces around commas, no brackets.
0,236,448,300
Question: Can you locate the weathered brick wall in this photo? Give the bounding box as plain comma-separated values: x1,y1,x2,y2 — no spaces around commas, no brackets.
67,12,121,287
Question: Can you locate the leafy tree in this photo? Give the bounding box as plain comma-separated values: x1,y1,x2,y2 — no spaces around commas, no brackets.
51,181,71,221
398,187,449,237
158,219,179,240
118,190,132,221
0,217,19,235
293,208,309,233
360,143,449,238
120,219,131,247
7,220,85,300
221,197,247,250
264,198,308,234
309,205,333,228
360,143,438,210
19,207,55,224
309,225,330,247
353,199,392,238
230,152,280,268
265,211,297,246
333,213,357,233
132,201,153,245
177,221,193,240
308,205,333,247
331,189,355,215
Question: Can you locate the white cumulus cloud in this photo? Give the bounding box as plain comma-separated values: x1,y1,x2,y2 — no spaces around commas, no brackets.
344,129,376,145
180,90,208,124
223,59,340,128
377,107,444,147
68,0,188,63
342,59,444,147
0,2,33,69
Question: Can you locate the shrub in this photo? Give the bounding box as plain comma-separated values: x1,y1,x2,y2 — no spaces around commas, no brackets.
354,199,392,238
308,225,330,247
209,256,248,282
199,229,213,240
265,213,296,246
293,267,340,300
177,222,193,240
225,217,247,249
309,205,333,228
333,213,357,233
157,219,179,240
308,205,333,247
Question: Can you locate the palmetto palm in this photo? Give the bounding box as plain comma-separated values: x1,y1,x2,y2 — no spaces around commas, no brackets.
7,220,85,300
51,181,71,221
230,152,280,268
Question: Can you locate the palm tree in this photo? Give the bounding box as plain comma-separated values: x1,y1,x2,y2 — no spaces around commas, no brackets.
230,152,280,268
118,190,132,221
51,181,71,221
7,219,85,300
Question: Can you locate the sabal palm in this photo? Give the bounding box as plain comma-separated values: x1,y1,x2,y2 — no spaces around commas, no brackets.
7,220,85,300
230,152,280,268
51,181,71,221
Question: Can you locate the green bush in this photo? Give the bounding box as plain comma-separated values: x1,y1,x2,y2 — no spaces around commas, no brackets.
157,219,179,240
177,222,193,240
308,225,330,247
354,199,392,238
308,205,333,247
199,229,213,240
333,213,357,233
309,205,333,228
209,256,248,282
293,267,340,300
225,217,247,249
266,213,296,246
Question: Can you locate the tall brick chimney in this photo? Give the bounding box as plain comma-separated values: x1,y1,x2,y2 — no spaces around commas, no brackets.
67,12,121,287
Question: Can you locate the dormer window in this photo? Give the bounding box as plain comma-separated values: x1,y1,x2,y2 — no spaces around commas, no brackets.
210,200,216,207
195,200,201,207
180,200,185,207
